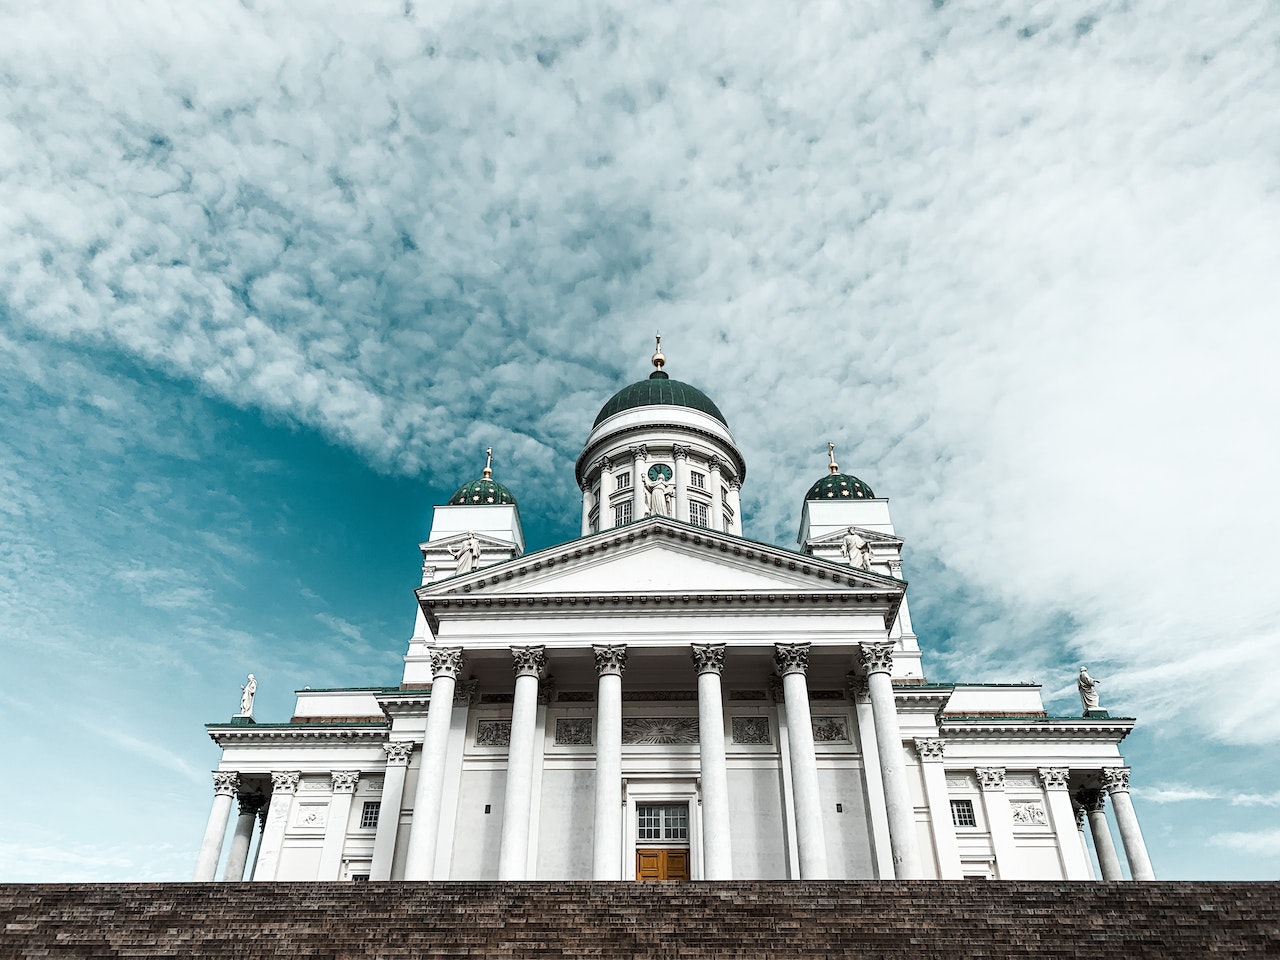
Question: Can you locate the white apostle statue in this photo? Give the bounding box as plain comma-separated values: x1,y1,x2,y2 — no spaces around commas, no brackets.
449,532,481,575
237,674,257,718
1077,666,1102,713
839,527,874,570
642,475,674,517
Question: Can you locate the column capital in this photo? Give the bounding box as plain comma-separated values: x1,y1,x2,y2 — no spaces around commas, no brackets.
845,671,870,703
453,678,479,705
860,641,895,676
429,647,465,680
672,444,689,461
270,771,301,795
593,644,628,677
598,454,613,472
1075,787,1106,814
728,477,742,491
1038,767,1071,791
212,771,240,797
237,793,266,816
628,444,648,463
888,559,903,578
976,767,1006,791
1072,801,1088,831
691,643,726,675
421,562,436,582
773,642,810,677
383,741,414,766
914,737,945,762
1101,767,1131,795
331,770,360,794
708,455,724,473
511,645,548,678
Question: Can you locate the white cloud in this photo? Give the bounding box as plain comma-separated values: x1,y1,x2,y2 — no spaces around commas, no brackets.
1210,828,1280,858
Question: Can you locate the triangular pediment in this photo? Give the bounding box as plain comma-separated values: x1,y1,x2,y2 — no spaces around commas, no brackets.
807,525,902,547
420,518,902,599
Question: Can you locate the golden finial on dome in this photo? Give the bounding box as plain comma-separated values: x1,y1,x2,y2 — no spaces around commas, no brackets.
828,441,840,475
483,446,493,479
651,333,666,371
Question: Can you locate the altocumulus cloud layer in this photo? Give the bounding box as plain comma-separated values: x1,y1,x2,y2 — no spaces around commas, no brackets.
2,0,1279,758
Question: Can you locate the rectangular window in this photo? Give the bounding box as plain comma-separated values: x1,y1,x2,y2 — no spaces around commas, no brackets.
350,874,370,882
950,799,976,827
616,472,631,491
636,803,689,841
360,801,381,829
690,471,706,490
615,501,633,526
688,501,709,527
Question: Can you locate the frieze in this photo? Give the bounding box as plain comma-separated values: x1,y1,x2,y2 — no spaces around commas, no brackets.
945,772,976,790
623,690,698,701
729,689,767,701
811,716,850,743
1010,801,1048,826
363,777,383,795
554,718,593,745
299,777,331,792
621,717,700,745
811,690,846,700
1003,772,1038,789
731,716,771,745
475,720,512,747
557,691,595,702
480,693,515,704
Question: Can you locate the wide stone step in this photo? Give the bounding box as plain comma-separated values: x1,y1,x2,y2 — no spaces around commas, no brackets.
1,882,1277,959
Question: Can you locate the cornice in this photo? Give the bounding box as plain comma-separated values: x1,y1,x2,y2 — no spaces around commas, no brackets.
939,717,1135,742
373,691,433,718
206,723,389,746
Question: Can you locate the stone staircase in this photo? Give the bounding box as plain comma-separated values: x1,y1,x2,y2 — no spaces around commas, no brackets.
1,881,1277,959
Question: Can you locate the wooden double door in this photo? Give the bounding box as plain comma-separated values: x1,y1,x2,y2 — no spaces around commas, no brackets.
636,848,690,882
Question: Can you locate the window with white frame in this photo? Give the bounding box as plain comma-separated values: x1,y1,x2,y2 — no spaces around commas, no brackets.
950,799,976,827
360,801,381,829
616,472,632,491
636,803,688,841
688,501,709,527
615,501,633,526
690,471,706,490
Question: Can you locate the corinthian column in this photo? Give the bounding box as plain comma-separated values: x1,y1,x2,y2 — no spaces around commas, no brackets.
253,771,300,881
774,643,827,879
1078,789,1123,880
592,644,627,880
726,480,742,535
318,771,360,879
1102,767,1155,880
371,741,414,880
860,642,923,879
599,457,615,531
672,445,689,523
708,457,724,531
1038,768,1090,879
580,483,594,537
404,647,464,880
222,792,265,881
194,771,238,881
692,644,733,879
499,645,547,880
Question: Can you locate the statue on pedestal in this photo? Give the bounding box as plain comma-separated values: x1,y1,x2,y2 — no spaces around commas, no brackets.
643,475,673,517
449,532,481,575
237,674,257,718
840,527,873,570
1077,666,1102,714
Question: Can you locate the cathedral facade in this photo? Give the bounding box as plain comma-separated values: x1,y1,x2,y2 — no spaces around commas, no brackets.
195,347,1154,883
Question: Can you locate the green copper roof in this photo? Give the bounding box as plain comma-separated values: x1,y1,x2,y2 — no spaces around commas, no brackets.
805,473,875,501
448,477,517,506
593,371,729,428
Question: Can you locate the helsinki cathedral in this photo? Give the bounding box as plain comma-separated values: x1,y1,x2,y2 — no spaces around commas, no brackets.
195,342,1155,883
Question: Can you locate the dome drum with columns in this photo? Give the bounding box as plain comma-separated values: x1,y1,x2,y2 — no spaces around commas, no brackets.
198,341,1155,886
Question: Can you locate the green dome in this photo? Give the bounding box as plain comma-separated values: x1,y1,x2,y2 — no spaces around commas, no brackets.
593,371,729,427
448,477,517,506
805,473,875,501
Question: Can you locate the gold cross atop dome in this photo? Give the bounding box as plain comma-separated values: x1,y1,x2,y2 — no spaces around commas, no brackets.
651,333,665,371
483,447,493,479
828,441,840,475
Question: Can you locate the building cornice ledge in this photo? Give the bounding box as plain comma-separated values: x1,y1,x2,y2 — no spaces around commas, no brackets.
206,723,389,746
939,717,1135,742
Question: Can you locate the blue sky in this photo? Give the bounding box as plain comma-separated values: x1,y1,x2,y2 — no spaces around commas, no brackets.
1,0,1278,881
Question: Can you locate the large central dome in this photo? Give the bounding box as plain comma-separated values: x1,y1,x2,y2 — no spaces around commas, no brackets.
592,370,729,427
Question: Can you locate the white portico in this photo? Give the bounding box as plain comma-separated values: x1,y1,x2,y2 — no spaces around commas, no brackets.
198,346,1155,883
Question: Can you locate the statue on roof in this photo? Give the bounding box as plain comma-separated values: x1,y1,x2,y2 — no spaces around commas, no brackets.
449,532,481,575
840,526,873,570
237,674,257,718
1077,666,1102,713
643,474,674,517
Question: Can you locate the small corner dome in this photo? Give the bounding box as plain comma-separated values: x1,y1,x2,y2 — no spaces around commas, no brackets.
805,473,875,501
593,370,729,428
448,477,517,506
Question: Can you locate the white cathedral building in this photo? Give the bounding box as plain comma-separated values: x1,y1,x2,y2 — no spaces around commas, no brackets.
195,345,1155,884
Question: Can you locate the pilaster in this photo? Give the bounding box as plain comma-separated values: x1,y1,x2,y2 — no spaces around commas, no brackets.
318,771,360,879
1039,767,1091,880
370,741,414,880
252,771,299,882
915,738,961,879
